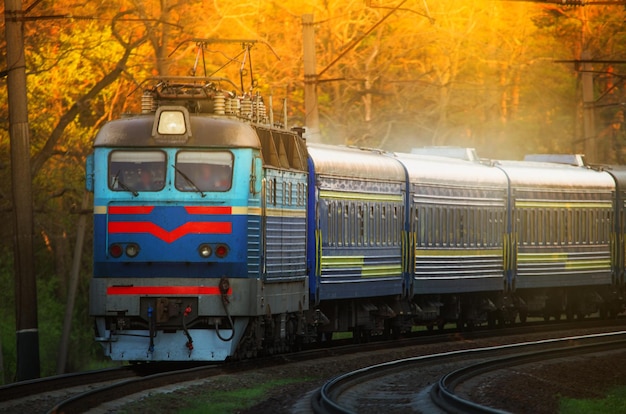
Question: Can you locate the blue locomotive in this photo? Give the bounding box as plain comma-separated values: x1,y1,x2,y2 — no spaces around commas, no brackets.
86,75,626,362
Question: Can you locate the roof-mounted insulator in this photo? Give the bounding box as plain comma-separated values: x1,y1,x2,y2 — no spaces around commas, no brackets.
226,97,240,115
142,90,156,113
240,97,253,120
213,94,225,115
253,95,267,124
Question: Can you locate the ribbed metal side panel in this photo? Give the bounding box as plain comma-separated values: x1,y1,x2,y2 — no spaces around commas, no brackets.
414,254,503,278
412,249,504,294
247,214,262,278
515,247,612,288
265,215,307,281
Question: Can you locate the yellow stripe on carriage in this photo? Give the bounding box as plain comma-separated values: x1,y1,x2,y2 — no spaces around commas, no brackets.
565,260,611,270
320,255,402,278
515,200,612,209
517,253,610,269
321,256,364,267
319,190,403,202
414,248,502,257
264,207,306,218
517,252,568,262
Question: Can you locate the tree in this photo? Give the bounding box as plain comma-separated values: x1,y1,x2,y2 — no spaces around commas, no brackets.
3,0,626,380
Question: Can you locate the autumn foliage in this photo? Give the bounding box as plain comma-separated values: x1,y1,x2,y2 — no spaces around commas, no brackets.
1,0,626,379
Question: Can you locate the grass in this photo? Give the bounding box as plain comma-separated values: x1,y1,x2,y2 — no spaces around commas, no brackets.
560,386,626,413
117,376,310,414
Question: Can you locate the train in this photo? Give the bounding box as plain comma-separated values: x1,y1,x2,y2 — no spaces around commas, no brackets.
86,75,626,362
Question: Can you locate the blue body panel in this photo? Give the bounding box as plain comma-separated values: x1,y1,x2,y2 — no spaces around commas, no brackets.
262,168,308,283
92,147,259,280
93,204,251,278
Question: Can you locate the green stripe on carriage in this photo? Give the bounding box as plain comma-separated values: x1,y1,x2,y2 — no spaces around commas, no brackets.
319,190,403,202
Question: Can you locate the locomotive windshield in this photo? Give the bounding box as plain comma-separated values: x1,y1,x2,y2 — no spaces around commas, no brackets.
175,151,233,192
109,150,166,192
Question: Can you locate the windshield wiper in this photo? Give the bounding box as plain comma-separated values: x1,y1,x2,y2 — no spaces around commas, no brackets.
113,170,138,197
172,165,206,197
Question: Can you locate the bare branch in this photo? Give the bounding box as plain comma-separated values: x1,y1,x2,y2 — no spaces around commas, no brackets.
31,34,146,176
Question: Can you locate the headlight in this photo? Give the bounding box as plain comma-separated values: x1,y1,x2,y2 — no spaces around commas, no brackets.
198,244,212,258
126,243,140,258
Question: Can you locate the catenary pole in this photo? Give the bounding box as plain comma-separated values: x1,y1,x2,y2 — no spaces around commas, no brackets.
4,0,41,380
302,14,320,143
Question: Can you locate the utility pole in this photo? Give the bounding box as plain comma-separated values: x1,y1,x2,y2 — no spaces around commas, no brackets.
581,52,596,162
301,2,409,143
302,14,320,142
5,0,41,380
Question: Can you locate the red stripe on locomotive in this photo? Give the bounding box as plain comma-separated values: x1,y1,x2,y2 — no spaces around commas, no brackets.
184,206,232,214
106,286,233,295
109,206,155,214
108,221,232,243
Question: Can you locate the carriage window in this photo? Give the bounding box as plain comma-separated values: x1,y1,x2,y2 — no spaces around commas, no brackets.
327,201,335,246
175,151,233,192
381,204,386,245
109,150,166,192
358,205,365,246
368,205,376,246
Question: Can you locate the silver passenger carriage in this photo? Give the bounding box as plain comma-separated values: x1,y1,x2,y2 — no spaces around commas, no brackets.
396,153,509,328
496,159,616,320
307,144,407,337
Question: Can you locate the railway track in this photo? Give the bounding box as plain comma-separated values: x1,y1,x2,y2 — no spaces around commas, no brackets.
312,331,626,414
0,362,212,414
1,319,624,413
48,364,226,414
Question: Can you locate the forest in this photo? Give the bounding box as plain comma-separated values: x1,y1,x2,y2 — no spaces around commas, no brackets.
1,0,626,382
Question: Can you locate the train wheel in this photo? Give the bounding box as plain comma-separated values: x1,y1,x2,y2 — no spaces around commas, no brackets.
317,331,333,343
352,327,370,344
519,310,528,324
456,318,465,330
383,320,399,339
